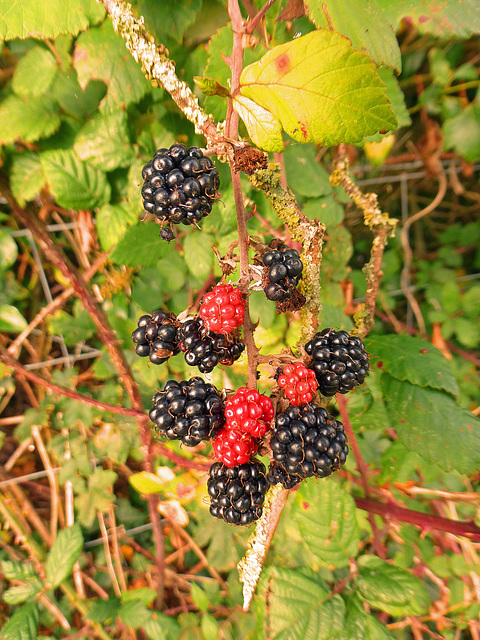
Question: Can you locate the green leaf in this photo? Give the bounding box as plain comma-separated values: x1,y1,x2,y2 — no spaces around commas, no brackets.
262,566,345,640
129,471,166,495
0,304,28,332
74,21,150,112
376,0,480,37
41,149,110,210
0,561,36,582
183,233,214,280
12,46,57,97
143,613,180,640
442,104,480,163
239,30,397,147
0,0,105,39
284,143,332,198
122,587,157,608
362,67,411,142
365,334,459,396
110,222,172,267
193,76,230,97
10,153,45,206
190,583,209,612
96,203,139,251
3,580,42,605
131,0,202,47
0,94,61,145
0,230,17,270
0,601,38,640
75,469,117,528
356,555,430,616
201,613,220,640
294,478,360,567
233,95,284,152
118,600,151,629
382,373,480,474
74,110,135,171
87,597,120,624
45,522,84,588
344,593,396,640
52,73,107,118
48,303,96,346
305,0,401,72
302,196,345,227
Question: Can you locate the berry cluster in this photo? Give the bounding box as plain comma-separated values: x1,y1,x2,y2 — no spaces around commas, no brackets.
149,377,224,447
277,362,318,406
208,460,268,526
212,388,274,467
178,319,245,374
141,144,219,237
305,329,369,396
199,284,245,334
270,403,348,485
262,246,305,310
131,311,179,365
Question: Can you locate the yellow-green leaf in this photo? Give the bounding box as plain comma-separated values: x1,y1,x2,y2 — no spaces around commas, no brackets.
239,30,397,147
129,471,166,495
233,95,284,152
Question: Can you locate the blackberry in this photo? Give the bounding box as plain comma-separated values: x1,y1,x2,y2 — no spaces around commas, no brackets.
267,461,302,490
304,329,369,396
149,377,224,447
131,310,179,365
207,459,268,526
270,403,348,480
262,245,305,311
178,318,245,374
141,144,219,238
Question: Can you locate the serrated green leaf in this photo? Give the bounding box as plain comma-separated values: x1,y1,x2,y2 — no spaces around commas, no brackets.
376,0,480,37
41,149,110,210
362,67,411,143
183,233,214,280
74,21,150,112
294,478,360,567
96,203,139,251
45,522,83,588
344,593,396,640
0,230,17,270
75,110,135,171
201,613,219,640
122,587,157,607
12,46,57,98
118,600,151,629
233,95,284,152
0,94,61,145
356,555,430,616
263,566,345,640
302,196,345,227
284,143,332,198
87,597,121,623
10,152,44,206
0,561,36,582
365,334,459,396
129,471,166,495
110,222,172,267
0,304,28,332
48,303,96,346
0,0,105,39
3,580,42,606
378,439,425,484
442,104,480,163
52,73,107,118
240,30,397,147
305,0,401,71
74,468,118,528
143,613,180,640
193,76,230,97
382,373,480,474
131,0,202,47
190,583,209,612
0,601,38,640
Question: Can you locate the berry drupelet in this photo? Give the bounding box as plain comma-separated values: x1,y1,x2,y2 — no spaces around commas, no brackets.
304,329,369,396
208,459,268,525
131,310,179,365
270,403,349,480
149,377,224,447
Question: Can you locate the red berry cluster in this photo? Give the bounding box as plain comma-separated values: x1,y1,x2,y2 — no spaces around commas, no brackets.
199,284,245,335
212,388,274,466
277,362,318,406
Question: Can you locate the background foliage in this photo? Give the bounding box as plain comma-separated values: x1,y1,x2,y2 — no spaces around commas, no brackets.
0,0,480,639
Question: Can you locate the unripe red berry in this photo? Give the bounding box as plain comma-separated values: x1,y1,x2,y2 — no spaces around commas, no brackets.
212,427,258,466
199,284,246,335
278,362,318,406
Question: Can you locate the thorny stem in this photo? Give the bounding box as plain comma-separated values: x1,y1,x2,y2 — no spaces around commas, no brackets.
330,145,397,339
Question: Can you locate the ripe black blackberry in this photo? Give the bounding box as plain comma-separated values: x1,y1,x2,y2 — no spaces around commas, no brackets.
267,461,302,490
270,403,348,480
178,318,245,374
207,459,268,526
149,377,224,447
262,245,305,311
131,310,179,365
304,329,369,396
141,144,219,238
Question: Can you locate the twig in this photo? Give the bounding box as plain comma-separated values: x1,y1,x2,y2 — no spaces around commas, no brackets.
31,425,63,537
64,428,86,598
98,512,122,597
